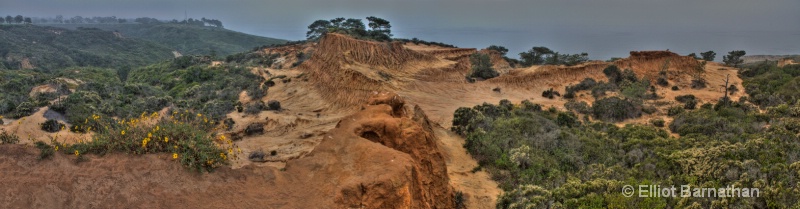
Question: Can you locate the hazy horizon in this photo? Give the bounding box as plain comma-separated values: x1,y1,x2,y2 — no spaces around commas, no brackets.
2,0,798,61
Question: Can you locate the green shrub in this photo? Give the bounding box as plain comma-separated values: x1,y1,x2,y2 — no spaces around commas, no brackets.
619,79,650,100
669,105,762,137
684,100,697,109
0,131,20,144
541,88,560,99
34,141,55,159
656,77,669,87
556,112,580,127
520,100,542,112
642,105,657,114
564,78,597,98
591,97,642,122
675,94,696,103
691,77,707,89
667,106,684,116
244,101,265,115
451,107,483,136
468,53,499,80
603,65,622,83
728,85,739,95
565,100,591,114
590,82,617,99
10,102,38,119
454,97,800,207
64,110,234,172
454,191,466,209
267,100,281,111
40,119,65,133
675,94,698,109
650,118,665,127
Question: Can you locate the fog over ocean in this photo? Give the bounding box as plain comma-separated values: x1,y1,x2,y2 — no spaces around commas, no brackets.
391,28,800,62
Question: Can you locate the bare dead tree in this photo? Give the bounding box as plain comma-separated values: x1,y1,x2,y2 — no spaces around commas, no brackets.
722,74,730,104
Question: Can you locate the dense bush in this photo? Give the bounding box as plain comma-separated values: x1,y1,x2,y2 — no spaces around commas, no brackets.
591,97,642,122
129,60,262,120
468,53,499,80
394,38,458,48
0,131,20,144
564,78,597,98
656,77,669,87
741,63,800,107
244,101,265,115
267,100,281,111
541,88,560,99
642,105,657,114
619,79,652,100
454,99,800,208
590,82,617,99
55,111,237,172
675,94,698,109
669,101,764,138
40,119,65,133
667,106,684,116
0,24,174,71
675,94,696,103
565,100,591,114
650,118,665,127
602,65,622,83
34,141,54,159
691,77,707,89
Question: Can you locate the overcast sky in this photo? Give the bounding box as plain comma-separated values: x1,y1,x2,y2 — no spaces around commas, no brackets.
2,0,798,59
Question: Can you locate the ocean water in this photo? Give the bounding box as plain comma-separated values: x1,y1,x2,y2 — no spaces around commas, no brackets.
391,28,800,62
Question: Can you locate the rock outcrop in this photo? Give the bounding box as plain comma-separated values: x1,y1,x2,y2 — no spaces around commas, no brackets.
0,92,454,209
305,92,454,208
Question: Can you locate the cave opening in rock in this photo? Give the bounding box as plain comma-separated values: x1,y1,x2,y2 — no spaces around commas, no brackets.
360,131,381,144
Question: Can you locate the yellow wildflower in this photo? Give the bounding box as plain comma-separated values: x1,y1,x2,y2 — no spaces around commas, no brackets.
55,146,59,151
164,137,169,143
121,130,126,135
74,150,79,156
172,153,178,159
148,133,152,138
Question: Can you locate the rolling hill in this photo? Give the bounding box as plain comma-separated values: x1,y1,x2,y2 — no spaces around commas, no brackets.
0,23,287,71
0,25,174,70
40,23,287,56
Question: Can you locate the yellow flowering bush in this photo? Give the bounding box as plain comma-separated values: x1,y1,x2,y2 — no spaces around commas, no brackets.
62,110,239,172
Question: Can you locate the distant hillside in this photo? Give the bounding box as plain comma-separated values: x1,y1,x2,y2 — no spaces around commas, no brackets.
0,24,174,70
40,23,287,56
742,54,800,64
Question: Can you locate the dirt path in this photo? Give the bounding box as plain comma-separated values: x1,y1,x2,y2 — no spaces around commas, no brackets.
435,126,501,209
